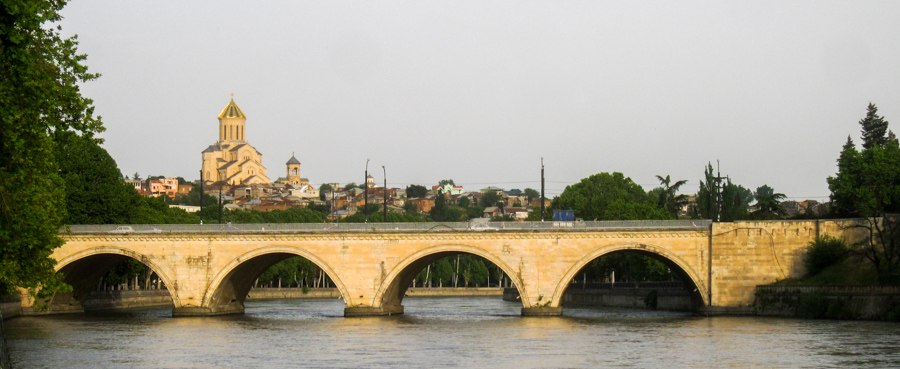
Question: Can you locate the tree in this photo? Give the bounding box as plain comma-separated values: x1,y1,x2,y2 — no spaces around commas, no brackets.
691,163,751,221
1,1,104,298
406,184,428,198
343,182,359,191
438,179,455,186
403,200,418,214
524,188,540,203
827,104,900,283
457,196,470,208
479,190,501,208
55,133,140,224
556,172,668,221
751,184,786,220
133,172,141,181
860,103,892,150
430,189,447,221
318,183,333,201
655,174,688,218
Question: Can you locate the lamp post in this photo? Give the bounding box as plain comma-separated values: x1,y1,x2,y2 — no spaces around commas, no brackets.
365,158,370,223
541,158,545,222
382,165,387,222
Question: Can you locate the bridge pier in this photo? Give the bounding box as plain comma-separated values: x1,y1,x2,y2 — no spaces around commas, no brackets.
343,305,404,317
172,304,245,317
521,306,563,316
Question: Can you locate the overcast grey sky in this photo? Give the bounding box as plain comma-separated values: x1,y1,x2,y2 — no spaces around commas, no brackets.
59,1,900,199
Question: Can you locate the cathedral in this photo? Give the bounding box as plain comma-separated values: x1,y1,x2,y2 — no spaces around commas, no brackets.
201,99,271,185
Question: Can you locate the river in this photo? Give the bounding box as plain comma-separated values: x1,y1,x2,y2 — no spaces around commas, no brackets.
5,297,900,368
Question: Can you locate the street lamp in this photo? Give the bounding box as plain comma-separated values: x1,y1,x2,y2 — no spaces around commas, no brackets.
382,165,387,222
365,158,370,223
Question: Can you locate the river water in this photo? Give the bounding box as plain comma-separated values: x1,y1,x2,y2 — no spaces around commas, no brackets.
5,297,900,368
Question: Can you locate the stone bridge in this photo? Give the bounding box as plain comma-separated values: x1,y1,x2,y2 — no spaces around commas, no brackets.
21,219,860,317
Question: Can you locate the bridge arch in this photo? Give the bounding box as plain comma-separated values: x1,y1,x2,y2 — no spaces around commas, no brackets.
550,242,708,309
51,246,179,312
371,243,526,315
200,245,349,315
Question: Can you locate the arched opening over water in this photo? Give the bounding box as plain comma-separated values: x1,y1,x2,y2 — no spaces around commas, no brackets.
50,250,176,314
554,245,707,312
203,249,347,315
375,246,523,315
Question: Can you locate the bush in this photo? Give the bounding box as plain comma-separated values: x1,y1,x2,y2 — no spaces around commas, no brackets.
804,236,848,276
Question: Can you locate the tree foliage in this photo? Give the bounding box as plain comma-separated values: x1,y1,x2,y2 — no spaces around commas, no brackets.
655,174,688,218
479,190,501,208
0,1,104,297
523,188,540,203
827,103,900,283
691,163,752,221
406,184,427,198
579,252,673,283
860,102,893,150
751,184,786,220
55,133,138,224
556,172,668,221
438,179,455,186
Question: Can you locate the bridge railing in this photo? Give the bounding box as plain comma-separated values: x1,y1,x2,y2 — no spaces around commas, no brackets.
61,220,711,234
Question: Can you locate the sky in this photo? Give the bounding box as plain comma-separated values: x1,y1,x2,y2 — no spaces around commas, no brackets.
58,1,900,199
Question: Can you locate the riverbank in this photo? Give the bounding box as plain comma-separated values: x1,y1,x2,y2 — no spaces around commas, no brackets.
503,285,694,311
755,285,900,320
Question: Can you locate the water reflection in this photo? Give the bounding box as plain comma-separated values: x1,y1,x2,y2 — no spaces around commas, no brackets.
6,297,900,369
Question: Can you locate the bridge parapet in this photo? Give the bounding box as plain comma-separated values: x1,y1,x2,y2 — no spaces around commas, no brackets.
62,220,712,234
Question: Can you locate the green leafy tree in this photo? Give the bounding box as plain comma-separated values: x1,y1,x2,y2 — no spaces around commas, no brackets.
406,184,428,198
0,0,104,297
318,183,333,201
55,133,138,224
691,163,751,221
343,182,359,191
524,188,540,203
403,200,419,214
479,190,501,208
466,205,486,220
751,184,786,220
556,172,668,221
655,174,688,218
430,190,447,221
579,252,673,283
438,179,455,186
457,196,470,208
827,104,900,283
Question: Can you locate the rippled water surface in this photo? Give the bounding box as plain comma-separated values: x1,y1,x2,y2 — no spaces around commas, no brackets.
6,297,900,368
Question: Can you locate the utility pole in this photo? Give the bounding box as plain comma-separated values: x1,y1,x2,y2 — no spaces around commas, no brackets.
199,170,204,225
365,158,370,223
541,157,545,221
382,165,387,222
218,181,223,224
713,160,727,222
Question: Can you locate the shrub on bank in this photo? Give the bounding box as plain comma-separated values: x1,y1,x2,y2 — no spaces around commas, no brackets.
804,236,848,276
